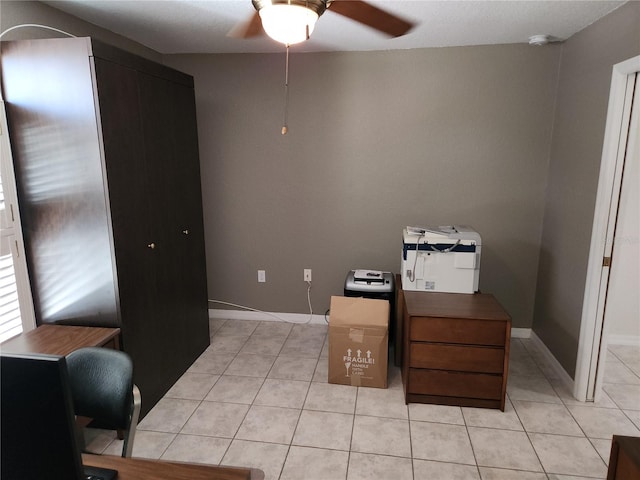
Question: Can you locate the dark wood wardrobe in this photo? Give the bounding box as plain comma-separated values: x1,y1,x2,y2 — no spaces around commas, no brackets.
1,37,210,416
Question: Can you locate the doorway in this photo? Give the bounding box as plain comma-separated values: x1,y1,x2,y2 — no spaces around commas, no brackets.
574,56,640,402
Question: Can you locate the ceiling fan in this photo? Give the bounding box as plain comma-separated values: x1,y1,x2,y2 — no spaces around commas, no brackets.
231,0,415,45
231,1,414,135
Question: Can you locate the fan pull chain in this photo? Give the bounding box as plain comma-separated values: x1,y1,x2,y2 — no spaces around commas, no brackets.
282,44,290,135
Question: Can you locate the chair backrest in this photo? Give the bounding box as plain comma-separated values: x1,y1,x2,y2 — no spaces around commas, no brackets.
66,347,134,430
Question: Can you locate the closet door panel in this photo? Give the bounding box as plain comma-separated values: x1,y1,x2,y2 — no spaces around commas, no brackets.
92,58,162,408
93,58,154,315
168,81,209,350
136,72,189,399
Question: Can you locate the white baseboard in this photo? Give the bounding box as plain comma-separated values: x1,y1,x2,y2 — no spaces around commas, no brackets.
511,328,531,338
528,330,575,392
208,308,328,325
607,334,640,346
210,310,539,338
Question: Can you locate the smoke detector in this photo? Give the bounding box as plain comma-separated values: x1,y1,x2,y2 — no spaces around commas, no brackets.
529,34,550,46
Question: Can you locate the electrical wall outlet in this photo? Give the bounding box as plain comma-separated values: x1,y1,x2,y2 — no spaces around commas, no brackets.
304,269,312,282
258,270,266,283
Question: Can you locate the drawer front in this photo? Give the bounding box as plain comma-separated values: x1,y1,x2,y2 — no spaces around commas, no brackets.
408,369,503,400
410,343,504,373
410,317,506,346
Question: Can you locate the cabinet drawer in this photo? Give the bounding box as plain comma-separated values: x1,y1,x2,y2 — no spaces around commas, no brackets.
408,369,503,400
410,343,504,373
410,317,506,346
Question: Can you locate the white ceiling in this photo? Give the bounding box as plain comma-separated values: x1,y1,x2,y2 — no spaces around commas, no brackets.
43,0,626,54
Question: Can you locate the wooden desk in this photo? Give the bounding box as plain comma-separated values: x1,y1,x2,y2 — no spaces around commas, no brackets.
1,324,123,435
83,454,254,480
0,324,120,355
401,291,511,410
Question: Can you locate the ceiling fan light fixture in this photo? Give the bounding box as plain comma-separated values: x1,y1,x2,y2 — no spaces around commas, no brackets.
258,4,319,45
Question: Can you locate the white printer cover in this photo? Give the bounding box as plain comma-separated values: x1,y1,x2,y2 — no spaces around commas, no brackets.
403,225,481,248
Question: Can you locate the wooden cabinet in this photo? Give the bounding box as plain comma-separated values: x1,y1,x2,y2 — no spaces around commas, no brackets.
401,291,511,410
394,274,404,366
608,436,640,480
1,37,210,416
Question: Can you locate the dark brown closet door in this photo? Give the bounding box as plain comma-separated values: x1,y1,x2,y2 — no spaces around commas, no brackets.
167,80,209,356
136,71,209,410
93,57,163,413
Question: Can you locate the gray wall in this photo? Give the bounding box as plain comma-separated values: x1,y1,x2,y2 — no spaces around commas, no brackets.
165,45,561,326
0,1,160,62
532,1,640,377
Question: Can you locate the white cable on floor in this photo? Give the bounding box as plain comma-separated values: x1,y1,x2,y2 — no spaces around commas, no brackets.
208,299,311,324
306,281,313,323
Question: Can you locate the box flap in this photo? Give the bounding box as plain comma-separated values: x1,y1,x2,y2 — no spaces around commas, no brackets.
329,296,389,328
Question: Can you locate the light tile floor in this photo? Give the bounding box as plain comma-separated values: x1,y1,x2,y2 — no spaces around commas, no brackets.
86,319,640,480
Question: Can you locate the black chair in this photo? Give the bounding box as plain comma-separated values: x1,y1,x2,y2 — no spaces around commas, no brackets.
66,347,141,458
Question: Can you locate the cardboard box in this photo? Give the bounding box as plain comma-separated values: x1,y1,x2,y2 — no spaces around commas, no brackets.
328,296,389,389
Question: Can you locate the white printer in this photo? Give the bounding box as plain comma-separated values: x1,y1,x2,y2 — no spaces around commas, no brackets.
401,225,481,294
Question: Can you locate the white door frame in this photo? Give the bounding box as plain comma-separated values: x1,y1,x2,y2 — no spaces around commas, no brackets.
574,55,640,402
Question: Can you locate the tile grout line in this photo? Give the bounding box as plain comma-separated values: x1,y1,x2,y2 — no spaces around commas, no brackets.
460,405,482,480
407,404,415,480
244,320,294,480
344,385,359,480
194,319,259,468
191,318,253,466
275,326,326,480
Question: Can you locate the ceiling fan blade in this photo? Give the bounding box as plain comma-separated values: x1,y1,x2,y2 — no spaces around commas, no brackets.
227,11,264,38
328,0,414,37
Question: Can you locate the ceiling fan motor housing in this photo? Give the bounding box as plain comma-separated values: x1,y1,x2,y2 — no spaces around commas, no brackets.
253,0,329,18
249,0,415,41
